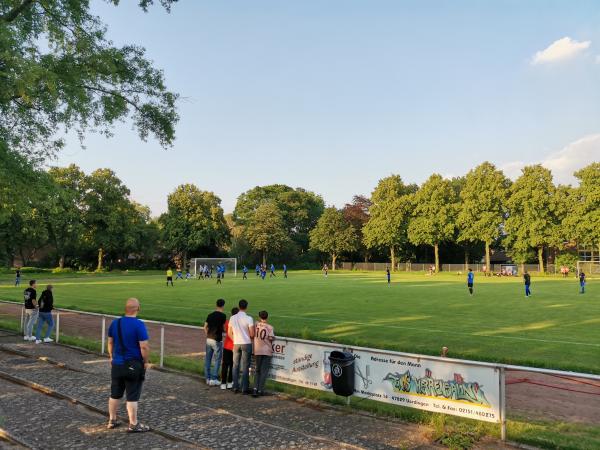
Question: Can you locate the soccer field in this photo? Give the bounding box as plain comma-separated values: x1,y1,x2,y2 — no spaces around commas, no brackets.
1,270,598,373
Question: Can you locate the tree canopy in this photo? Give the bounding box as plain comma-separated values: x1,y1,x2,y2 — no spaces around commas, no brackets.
244,202,291,266
309,207,357,270
456,162,511,273
0,0,179,159
408,174,457,272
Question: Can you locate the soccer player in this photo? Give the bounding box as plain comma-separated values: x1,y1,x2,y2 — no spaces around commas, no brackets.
467,268,474,295
255,264,260,277
166,268,174,287
323,264,328,277
261,265,266,280
185,269,191,281
242,266,248,279
386,267,391,285
216,266,222,285
283,264,287,279
15,267,21,287
523,270,531,297
579,271,586,294
270,263,276,278
175,268,184,280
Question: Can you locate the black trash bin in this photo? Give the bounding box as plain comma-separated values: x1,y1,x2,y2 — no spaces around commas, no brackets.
329,351,355,397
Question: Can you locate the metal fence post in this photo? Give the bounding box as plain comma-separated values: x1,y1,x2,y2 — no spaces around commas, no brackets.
101,316,106,354
160,325,165,368
500,367,506,441
20,307,24,333
55,312,60,343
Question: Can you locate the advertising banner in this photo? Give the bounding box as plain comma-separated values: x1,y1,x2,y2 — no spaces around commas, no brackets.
269,338,501,423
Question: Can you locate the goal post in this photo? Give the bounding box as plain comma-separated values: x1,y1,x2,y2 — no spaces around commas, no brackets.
191,257,237,277
576,261,600,276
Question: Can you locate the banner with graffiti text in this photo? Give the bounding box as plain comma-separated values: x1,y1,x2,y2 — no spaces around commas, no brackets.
268,338,501,423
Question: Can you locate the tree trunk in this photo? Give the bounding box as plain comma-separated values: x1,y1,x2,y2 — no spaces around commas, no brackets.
538,246,544,273
521,262,525,274
390,246,396,271
332,253,337,271
183,251,188,270
96,248,104,271
485,241,491,277
262,251,266,267
58,255,65,269
434,244,439,273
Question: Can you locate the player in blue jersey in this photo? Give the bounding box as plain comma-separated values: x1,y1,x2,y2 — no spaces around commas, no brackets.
386,267,391,284
467,269,474,296
242,265,248,280
283,264,287,278
579,271,586,294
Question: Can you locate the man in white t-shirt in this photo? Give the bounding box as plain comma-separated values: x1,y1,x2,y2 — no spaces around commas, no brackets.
228,299,255,394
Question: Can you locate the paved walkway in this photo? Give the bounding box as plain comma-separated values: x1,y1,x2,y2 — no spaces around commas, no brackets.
0,331,517,450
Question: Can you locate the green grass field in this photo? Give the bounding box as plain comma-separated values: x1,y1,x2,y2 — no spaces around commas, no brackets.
1,270,598,373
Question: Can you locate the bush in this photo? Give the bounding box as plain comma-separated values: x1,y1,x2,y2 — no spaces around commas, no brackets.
11,267,52,274
51,267,75,274
555,252,579,273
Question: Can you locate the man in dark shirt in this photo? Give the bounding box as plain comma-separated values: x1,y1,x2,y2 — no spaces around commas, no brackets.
203,299,226,386
579,271,586,294
35,285,55,343
15,268,21,287
23,280,38,341
523,271,531,297
107,298,150,433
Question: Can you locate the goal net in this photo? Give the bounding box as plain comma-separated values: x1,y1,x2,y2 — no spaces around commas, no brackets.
576,261,600,276
191,257,237,277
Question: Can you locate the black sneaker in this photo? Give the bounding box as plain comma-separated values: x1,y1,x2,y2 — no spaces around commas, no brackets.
127,423,150,433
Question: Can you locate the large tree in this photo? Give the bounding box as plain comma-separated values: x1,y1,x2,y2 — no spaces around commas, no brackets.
309,207,358,270
504,165,561,273
342,195,371,262
82,168,139,271
363,196,412,270
0,0,179,159
160,184,230,267
456,162,511,275
233,185,324,252
563,163,600,250
244,202,291,266
45,165,86,268
408,174,457,272
371,175,417,204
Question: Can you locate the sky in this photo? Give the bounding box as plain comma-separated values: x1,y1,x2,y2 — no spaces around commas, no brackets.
55,0,600,216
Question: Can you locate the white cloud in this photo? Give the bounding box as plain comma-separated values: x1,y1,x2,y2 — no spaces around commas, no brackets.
531,37,591,65
501,134,600,185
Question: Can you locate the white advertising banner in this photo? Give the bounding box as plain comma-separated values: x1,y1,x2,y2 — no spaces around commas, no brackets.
269,338,501,423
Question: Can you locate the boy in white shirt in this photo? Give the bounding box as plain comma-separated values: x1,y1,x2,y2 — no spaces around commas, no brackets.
228,299,254,394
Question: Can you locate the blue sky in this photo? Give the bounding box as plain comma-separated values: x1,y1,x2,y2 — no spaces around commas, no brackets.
55,0,600,215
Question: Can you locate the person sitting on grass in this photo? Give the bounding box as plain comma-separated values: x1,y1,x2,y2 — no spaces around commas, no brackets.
35,285,55,344
253,310,275,397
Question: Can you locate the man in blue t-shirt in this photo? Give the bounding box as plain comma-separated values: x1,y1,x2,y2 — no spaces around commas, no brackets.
242,265,248,279
107,298,150,433
467,269,474,296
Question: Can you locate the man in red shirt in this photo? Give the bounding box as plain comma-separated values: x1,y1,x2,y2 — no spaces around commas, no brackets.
220,307,238,390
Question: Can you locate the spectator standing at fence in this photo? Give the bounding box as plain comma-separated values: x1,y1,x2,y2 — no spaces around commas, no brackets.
221,307,239,390
23,280,38,341
523,270,531,297
15,267,21,287
467,269,474,296
229,299,254,394
107,298,150,433
166,268,174,287
253,310,275,397
204,299,226,386
579,271,586,294
35,285,55,344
